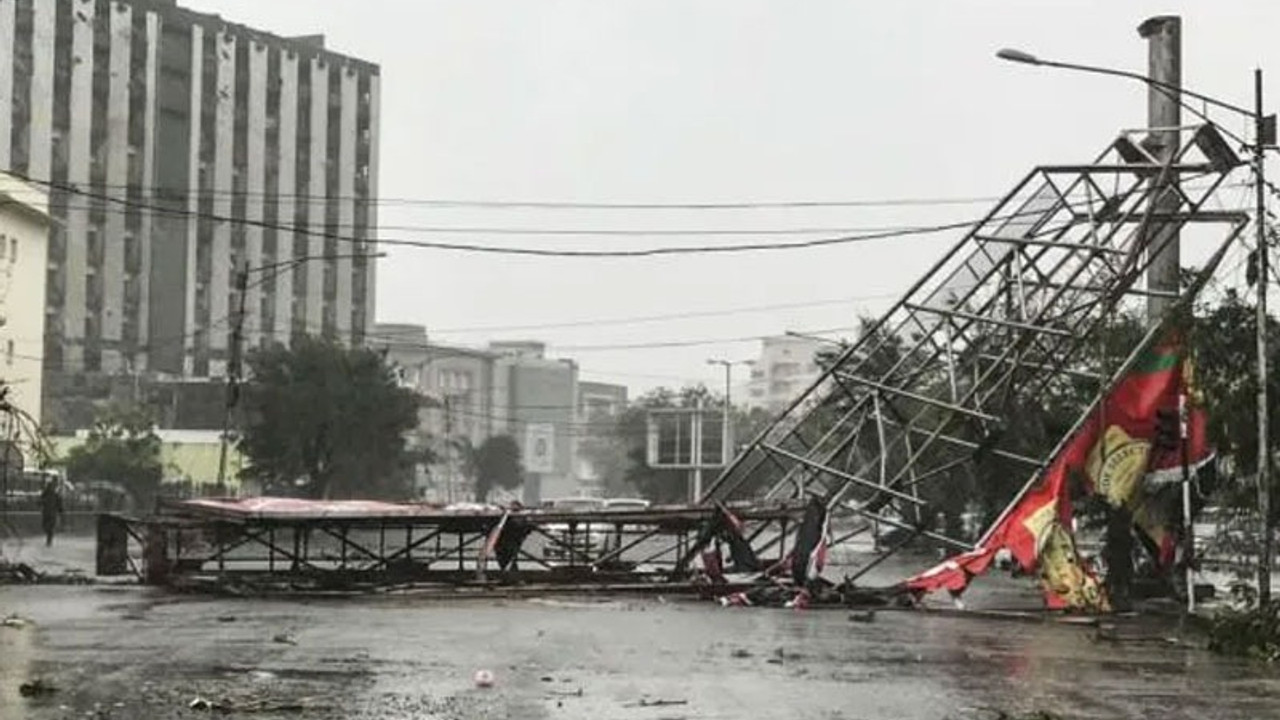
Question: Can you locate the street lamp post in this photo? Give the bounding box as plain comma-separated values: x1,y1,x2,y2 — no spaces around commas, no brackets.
214,251,386,495
997,47,1276,603
706,359,746,466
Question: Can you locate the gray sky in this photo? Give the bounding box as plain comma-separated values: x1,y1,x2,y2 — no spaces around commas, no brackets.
191,0,1274,394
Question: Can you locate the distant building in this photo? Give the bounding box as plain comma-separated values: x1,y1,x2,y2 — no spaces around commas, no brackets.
0,0,381,428
490,341,579,505
576,381,628,496
743,335,825,413
0,172,50,440
369,328,619,504
579,381,628,419
369,323,496,502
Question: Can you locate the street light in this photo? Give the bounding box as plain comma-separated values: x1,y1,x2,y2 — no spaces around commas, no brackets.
785,329,850,348
214,251,387,494
707,359,749,465
997,46,1275,603
996,48,1255,117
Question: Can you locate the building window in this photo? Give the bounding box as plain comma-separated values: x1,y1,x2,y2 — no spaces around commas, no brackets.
0,234,6,259
9,238,15,262
5,340,12,366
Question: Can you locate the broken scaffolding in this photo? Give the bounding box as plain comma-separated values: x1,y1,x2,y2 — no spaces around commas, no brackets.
94,124,1256,595
690,123,1251,575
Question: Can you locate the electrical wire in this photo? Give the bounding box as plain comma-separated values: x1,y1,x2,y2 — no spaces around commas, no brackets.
0,182,1007,210
3,197,971,237
425,293,895,335
5,173,1088,258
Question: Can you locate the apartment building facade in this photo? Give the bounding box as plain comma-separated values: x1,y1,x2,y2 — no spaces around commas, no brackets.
0,0,380,426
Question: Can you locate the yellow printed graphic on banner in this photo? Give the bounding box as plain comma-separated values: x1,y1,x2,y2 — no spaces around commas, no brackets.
1038,523,1110,612
1021,498,1058,550
1086,425,1150,507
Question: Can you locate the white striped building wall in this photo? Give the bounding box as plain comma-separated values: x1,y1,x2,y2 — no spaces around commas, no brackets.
0,0,379,425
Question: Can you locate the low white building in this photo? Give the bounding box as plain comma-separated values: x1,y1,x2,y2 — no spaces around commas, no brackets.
0,173,49,447
743,335,826,413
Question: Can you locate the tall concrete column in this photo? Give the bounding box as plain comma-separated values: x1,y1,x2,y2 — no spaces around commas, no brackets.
1139,16,1182,325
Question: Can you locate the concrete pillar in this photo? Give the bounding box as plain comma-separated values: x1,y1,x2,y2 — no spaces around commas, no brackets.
1138,16,1182,325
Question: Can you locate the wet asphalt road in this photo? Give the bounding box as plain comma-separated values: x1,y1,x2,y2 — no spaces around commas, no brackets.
3,536,1280,720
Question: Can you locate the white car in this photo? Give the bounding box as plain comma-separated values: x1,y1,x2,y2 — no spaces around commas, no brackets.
540,497,606,562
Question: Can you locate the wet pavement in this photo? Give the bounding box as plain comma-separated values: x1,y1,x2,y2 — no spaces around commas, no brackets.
3,535,1279,719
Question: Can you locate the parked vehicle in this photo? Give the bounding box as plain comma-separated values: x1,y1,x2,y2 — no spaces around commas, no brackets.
603,498,651,511
597,498,652,557
540,497,606,562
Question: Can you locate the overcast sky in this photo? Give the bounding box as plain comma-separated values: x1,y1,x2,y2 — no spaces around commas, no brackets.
190,0,1274,395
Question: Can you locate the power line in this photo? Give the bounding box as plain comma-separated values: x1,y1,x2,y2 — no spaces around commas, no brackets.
0,182,1007,210
16,173,1252,258
5,174,1055,258
425,293,896,335
543,326,855,352
5,198,966,237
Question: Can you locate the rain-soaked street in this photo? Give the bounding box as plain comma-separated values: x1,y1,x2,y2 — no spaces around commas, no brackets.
2,536,1279,720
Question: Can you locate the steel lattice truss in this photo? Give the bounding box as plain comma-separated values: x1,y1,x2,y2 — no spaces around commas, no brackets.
695,124,1252,563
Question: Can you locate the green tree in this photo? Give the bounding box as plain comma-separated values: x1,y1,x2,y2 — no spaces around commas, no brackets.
1190,287,1280,523
238,337,420,499
473,434,523,502
62,406,164,508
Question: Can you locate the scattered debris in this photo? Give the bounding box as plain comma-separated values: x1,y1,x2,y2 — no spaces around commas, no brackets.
766,647,804,665
848,610,877,623
625,698,688,708
730,648,753,658
539,675,554,682
189,696,221,711
187,695,321,714
0,561,40,584
19,678,58,697
473,669,495,688
216,615,237,623
546,688,583,698
272,633,297,645
2,613,30,629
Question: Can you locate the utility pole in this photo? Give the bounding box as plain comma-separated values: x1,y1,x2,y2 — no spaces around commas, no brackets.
216,263,249,495
690,395,704,503
1254,67,1273,605
1139,16,1182,322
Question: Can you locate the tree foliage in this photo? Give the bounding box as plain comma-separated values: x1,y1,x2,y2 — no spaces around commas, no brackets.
62,405,164,508
472,434,523,502
238,337,421,499
1190,287,1280,523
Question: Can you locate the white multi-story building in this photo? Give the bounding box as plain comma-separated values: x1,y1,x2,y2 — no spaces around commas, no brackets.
0,0,381,427
0,171,49,436
743,335,825,413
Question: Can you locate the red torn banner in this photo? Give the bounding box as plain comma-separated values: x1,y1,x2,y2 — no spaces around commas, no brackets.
904,333,1211,610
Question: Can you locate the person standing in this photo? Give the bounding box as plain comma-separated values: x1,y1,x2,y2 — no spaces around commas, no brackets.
40,478,63,547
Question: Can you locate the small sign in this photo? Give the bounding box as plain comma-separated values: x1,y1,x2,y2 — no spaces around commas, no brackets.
524,424,555,474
